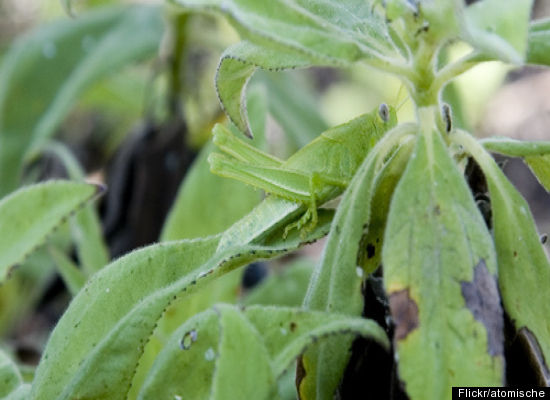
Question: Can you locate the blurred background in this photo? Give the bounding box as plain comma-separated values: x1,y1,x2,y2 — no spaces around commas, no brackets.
0,0,549,388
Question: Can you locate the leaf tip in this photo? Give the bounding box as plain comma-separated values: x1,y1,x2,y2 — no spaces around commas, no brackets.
92,182,107,197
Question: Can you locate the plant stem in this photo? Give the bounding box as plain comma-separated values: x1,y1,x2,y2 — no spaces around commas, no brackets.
366,55,413,79
451,130,503,192
167,11,189,118
431,51,484,95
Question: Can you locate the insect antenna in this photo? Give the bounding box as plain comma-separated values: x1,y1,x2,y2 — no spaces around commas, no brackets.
394,84,410,112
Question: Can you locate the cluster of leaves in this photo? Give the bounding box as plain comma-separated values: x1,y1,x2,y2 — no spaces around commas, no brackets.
1,0,550,399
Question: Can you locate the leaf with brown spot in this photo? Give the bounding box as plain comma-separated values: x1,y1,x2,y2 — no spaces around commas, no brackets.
384,125,504,400
299,124,415,400
461,260,504,357
389,289,419,341
456,131,550,388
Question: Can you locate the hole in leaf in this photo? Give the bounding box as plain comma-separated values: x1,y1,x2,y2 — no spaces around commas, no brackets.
180,329,198,350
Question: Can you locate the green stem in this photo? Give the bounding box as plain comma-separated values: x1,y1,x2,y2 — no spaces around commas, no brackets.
49,246,86,297
167,11,189,117
407,40,440,107
451,130,502,187
365,56,413,80
431,51,484,95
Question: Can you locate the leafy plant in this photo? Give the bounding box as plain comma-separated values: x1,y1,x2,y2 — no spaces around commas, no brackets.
1,0,550,399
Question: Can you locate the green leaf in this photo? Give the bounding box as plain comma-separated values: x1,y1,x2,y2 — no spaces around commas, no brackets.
139,308,220,400
0,5,163,196
421,0,463,39
216,196,305,251
150,82,270,384
212,306,275,399
454,131,550,385
4,385,31,400
480,137,550,192
244,306,389,378
170,0,402,134
45,141,109,274
524,154,550,193
358,136,414,275
0,349,31,399
0,349,23,398
160,141,259,240
0,181,100,283
256,70,328,149
481,137,550,157
300,122,415,400
31,207,332,399
48,247,87,296
127,268,243,400
215,41,331,135
172,0,397,62
462,0,533,64
161,84,268,241
527,18,550,66
383,127,504,399
243,259,314,307
137,305,388,399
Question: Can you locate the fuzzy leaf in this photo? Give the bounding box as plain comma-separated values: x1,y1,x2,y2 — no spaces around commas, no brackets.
215,41,332,135
171,0,401,134
161,84,268,241
455,131,550,385
0,5,163,196
462,0,533,64
243,260,314,307
48,247,87,296
172,0,396,62
244,306,389,378
45,142,109,273
256,71,328,149
4,385,31,400
383,128,504,399
421,0,463,39
0,349,23,398
527,18,550,66
299,123,415,400
524,154,550,193
481,137,550,192
481,137,550,157
0,181,100,283
137,305,388,399
0,349,31,399
212,306,275,400
31,205,332,399
358,137,414,275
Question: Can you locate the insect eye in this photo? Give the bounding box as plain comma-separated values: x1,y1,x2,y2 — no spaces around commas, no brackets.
378,103,390,122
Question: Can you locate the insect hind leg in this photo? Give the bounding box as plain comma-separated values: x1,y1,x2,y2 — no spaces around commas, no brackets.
212,124,282,167
283,172,348,238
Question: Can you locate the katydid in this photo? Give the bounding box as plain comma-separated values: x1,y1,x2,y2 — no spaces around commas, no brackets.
208,104,398,236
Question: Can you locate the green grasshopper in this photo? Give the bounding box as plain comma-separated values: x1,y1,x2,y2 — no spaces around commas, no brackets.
208,104,398,236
